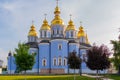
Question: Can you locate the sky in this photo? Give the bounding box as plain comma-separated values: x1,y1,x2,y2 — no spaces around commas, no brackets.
0,0,120,65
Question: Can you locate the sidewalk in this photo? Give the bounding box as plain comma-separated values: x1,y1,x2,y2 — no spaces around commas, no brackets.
82,74,114,80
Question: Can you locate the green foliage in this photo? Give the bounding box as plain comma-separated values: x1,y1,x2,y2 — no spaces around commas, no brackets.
111,40,120,70
87,44,111,71
68,51,81,69
14,42,35,73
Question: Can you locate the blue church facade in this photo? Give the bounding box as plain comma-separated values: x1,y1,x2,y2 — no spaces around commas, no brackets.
7,3,93,74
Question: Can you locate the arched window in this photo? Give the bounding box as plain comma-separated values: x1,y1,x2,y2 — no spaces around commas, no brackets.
53,30,54,35
63,58,67,66
42,59,47,66
44,31,46,37
58,44,62,50
40,31,42,37
57,29,59,34
58,57,62,66
71,31,73,38
53,58,57,66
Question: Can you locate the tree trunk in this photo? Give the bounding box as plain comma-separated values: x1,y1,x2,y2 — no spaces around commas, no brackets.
74,68,75,80
25,70,27,80
96,70,99,80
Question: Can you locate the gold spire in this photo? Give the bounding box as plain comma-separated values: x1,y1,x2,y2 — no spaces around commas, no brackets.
28,21,37,36
77,22,86,38
40,14,50,30
66,14,76,31
51,0,64,25
86,33,90,44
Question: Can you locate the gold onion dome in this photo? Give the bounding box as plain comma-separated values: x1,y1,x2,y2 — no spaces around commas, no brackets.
77,26,86,38
66,19,76,31
51,6,64,25
28,24,37,36
86,33,90,44
40,19,50,30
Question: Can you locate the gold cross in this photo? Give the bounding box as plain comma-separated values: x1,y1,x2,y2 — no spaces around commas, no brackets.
56,0,59,6
44,13,47,19
80,21,82,26
70,14,72,20
32,20,34,25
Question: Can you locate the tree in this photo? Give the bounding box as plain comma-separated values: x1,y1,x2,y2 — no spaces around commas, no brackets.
86,44,111,76
68,51,81,80
111,40,120,74
14,43,35,73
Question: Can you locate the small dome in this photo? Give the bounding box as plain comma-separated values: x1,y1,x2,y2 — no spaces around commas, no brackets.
28,25,37,36
77,26,86,38
8,51,12,56
54,6,60,14
51,6,64,25
66,20,76,31
86,33,90,44
40,19,50,30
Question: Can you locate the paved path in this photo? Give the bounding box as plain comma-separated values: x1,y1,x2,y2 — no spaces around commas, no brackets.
82,74,114,80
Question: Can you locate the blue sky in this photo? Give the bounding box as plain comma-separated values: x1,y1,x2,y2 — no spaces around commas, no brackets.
0,0,120,65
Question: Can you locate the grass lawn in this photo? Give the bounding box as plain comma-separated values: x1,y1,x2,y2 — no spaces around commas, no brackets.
107,74,120,80
0,75,95,80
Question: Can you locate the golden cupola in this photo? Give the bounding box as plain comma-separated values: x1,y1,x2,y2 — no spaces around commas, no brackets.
51,5,64,25
40,18,50,30
28,24,37,36
86,33,90,44
66,17,76,31
77,26,86,38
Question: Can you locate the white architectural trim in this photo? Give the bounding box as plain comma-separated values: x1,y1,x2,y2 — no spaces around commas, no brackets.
39,43,49,45
69,43,79,46
51,39,68,42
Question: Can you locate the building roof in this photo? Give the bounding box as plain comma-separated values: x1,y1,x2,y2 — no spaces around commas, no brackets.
40,40,50,43
26,42,38,48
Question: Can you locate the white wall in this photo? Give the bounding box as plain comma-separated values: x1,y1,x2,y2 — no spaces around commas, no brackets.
0,68,2,74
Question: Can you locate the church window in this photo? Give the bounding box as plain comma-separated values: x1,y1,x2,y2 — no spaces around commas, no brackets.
61,30,63,34
63,58,67,66
42,59,47,66
57,29,59,34
53,58,57,66
71,31,73,37
58,57,62,66
40,31,42,37
58,44,62,50
44,31,47,37
53,30,54,35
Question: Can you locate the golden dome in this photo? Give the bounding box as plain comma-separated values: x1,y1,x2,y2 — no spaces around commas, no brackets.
86,33,90,44
77,26,86,38
66,20,76,31
51,6,64,25
40,19,50,30
54,6,60,14
28,25,37,36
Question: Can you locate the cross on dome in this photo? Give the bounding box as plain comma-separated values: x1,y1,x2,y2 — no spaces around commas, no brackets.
56,0,59,6
80,21,82,26
32,20,34,25
70,14,72,20
44,13,47,20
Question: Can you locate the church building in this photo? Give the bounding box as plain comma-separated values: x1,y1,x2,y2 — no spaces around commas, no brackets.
7,2,92,74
